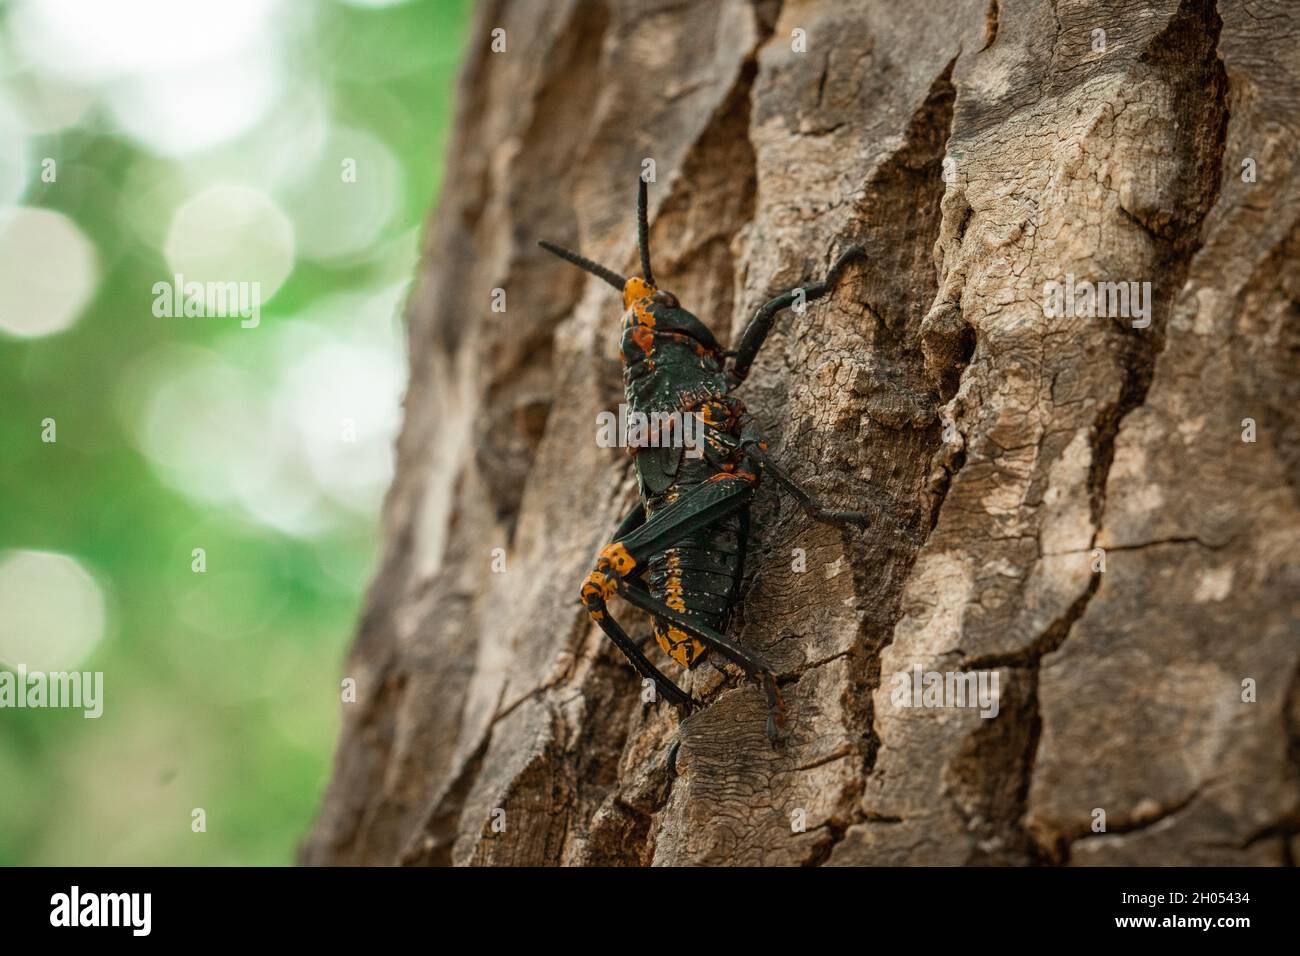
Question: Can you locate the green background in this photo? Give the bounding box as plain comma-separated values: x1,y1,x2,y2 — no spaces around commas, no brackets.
0,0,470,865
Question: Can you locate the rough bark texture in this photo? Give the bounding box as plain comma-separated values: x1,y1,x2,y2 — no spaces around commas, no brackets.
303,0,1300,866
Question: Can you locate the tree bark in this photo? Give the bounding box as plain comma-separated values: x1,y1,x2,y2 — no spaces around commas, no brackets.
303,0,1300,866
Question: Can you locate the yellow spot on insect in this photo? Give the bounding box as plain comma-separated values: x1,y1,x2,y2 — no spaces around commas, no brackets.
655,624,705,668
664,551,685,612
581,570,616,606
620,277,657,356
700,400,731,426
598,542,636,576
622,276,655,309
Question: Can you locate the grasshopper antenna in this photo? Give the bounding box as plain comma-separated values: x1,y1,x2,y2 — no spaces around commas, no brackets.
637,177,655,287
537,240,627,291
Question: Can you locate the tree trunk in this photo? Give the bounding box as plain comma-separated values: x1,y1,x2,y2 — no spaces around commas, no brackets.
302,0,1299,866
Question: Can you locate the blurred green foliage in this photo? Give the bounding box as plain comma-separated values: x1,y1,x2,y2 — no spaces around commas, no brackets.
0,0,470,865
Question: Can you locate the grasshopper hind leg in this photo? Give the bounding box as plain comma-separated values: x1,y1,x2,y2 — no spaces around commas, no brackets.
581,571,695,715
579,502,697,714
585,476,790,742
622,580,788,748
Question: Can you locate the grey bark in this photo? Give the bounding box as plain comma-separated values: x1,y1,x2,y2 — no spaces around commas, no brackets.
303,0,1300,866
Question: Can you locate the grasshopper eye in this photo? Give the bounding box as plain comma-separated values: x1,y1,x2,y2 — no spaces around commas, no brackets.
652,290,679,309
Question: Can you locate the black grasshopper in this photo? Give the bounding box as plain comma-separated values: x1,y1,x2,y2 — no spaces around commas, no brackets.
540,179,874,744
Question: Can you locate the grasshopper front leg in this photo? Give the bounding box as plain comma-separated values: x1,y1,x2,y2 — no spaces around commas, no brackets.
737,430,921,543
728,244,867,384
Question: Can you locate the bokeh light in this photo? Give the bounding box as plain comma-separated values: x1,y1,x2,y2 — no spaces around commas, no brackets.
9,0,285,157
108,56,283,157
0,550,106,671
163,184,296,304
3,72,92,135
282,126,402,263
9,0,281,79
0,206,98,338
128,345,272,508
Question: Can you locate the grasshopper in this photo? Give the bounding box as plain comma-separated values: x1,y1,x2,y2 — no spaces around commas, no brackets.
541,178,875,744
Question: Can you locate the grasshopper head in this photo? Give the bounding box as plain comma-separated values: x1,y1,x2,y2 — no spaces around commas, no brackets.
539,178,722,358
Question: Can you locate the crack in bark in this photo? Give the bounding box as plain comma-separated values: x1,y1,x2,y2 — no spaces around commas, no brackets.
814,52,961,866
1063,788,1202,856
961,580,1100,674
1044,534,1236,555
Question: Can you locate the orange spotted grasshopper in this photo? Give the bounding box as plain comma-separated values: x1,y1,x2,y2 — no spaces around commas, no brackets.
540,178,877,745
